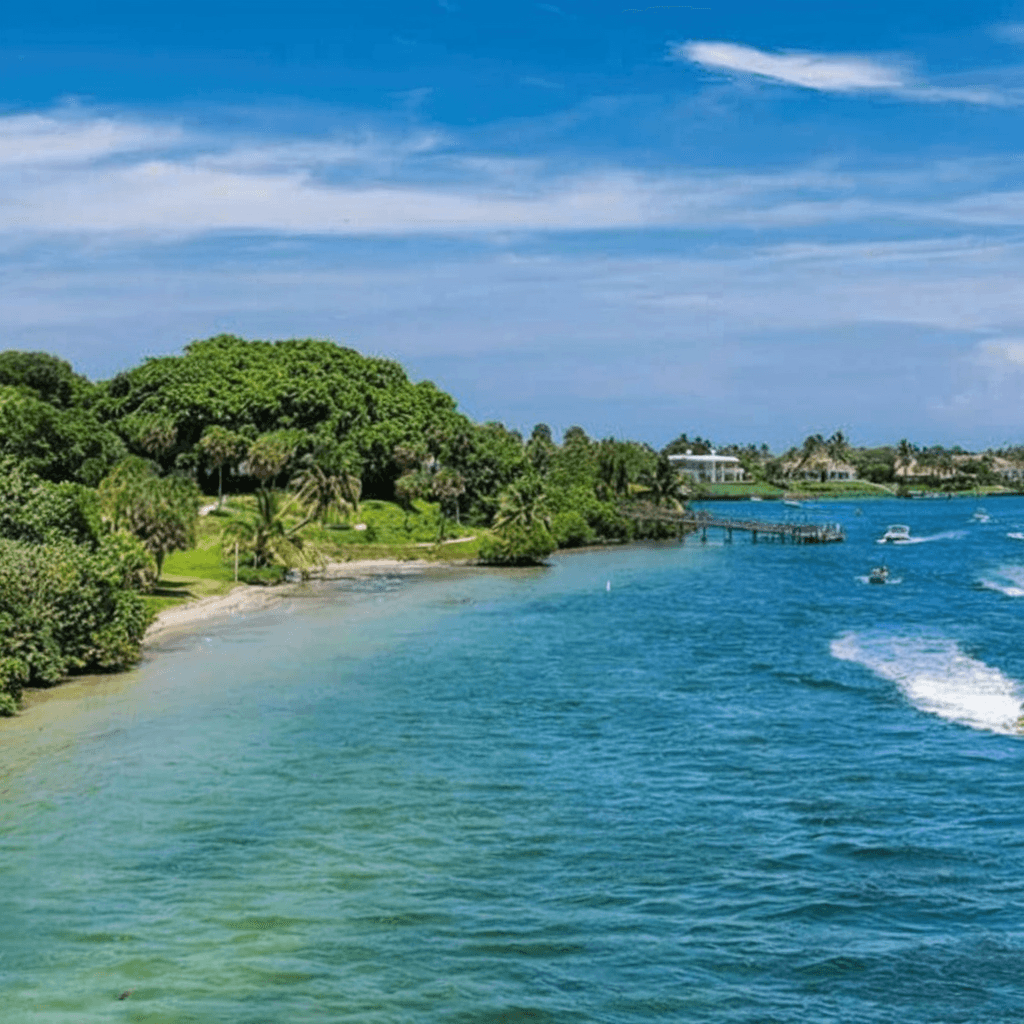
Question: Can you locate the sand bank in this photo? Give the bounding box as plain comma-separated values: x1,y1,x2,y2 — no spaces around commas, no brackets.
143,559,445,645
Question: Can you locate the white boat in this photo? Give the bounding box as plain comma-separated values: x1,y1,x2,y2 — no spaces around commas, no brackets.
877,524,911,544
868,565,889,585
749,495,763,502
783,499,801,508
972,508,990,523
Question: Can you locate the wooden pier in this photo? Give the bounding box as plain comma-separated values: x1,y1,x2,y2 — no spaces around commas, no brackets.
620,503,845,544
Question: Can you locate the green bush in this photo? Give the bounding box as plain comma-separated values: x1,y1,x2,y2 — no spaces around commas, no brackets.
0,538,151,713
0,457,103,548
551,510,594,548
479,523,556,566
0,386,125,484
236,564,287,586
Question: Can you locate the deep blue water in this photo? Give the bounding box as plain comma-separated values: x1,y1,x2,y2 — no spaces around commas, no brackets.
3,497,1024,1023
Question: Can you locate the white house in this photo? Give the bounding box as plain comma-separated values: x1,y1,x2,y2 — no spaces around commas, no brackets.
668,449,745,484
781,454,858,482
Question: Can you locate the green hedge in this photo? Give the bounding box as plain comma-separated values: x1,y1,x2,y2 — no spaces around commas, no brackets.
0,538,152,714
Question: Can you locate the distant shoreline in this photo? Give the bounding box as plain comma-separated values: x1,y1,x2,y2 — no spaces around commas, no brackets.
696,490,1024,502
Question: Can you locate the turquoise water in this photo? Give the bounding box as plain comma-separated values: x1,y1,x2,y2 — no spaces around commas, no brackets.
3,497,1024,1023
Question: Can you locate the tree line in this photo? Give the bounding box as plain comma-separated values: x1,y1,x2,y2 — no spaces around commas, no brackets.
6,336,1012,714
0,338,689,714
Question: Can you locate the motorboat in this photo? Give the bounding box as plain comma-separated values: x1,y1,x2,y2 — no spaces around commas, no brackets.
783,499,801,508
868,565,889,585
749,495,763,502
972,508,990,523
877,524,911,544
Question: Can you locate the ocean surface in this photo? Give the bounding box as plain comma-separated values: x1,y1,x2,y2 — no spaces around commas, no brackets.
3,497,1024,1023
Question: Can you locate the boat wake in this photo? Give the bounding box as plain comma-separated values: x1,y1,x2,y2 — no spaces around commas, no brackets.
855,574,902,585
831,632,1022,734
892,530,967,546
978,566,1024,598
1007,532,1024,541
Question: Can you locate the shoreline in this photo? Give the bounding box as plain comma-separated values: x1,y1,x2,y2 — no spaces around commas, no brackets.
143,558,466,646
6,559,472,721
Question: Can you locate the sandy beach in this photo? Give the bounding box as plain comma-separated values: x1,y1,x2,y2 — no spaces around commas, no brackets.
143,559,445,645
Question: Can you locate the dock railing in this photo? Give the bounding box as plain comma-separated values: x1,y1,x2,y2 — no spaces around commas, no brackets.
619,502,845,544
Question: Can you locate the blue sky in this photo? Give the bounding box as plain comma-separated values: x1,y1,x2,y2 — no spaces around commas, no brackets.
5,1,1024,448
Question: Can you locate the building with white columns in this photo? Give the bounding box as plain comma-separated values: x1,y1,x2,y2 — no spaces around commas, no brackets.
668,449,745,484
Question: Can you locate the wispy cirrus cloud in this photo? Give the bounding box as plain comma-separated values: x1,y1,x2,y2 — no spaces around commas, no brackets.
11,107,1024,241
672,40,1015,106
0,109,1021,240
0,109,183,166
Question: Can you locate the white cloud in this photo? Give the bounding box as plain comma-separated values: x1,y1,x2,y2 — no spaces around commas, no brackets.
978,339,1024,366
9,107,1024,241
0,110,182,166
992,22,1024,43
6,229,1024,444
673,40,1014,106
678,41,904,92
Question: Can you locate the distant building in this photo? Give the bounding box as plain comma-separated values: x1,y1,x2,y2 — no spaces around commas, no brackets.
780,453,857,482
991,457,1024,483
894,453,1021,484
668,449,745,484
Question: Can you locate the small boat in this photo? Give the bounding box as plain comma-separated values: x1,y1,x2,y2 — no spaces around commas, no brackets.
783,499,801,508
877,524,911,544
972,508,990,523
868,565,889,585
749,495,763,502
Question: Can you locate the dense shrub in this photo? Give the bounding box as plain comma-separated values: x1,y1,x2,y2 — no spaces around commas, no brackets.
236,564,287,586
478,523,556,566
0,386,126,485
551,510,594,548
0,457,104,547
0,538,151,714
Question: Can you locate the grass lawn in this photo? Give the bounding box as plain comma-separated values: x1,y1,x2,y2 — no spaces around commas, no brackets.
148,495,485,609
782,480,896,498
701,482,785,498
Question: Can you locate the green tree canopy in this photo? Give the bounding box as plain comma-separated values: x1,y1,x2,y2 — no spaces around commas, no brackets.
98,458,200,577
0,386,126,485
0,457,104,548
0,351,93,408
95,335,470,497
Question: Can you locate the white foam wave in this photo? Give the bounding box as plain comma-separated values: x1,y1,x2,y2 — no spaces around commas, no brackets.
979,566,1024,598
855,575,902,585
831,632,1022,734
1007,532,1024,541
892,529,967,545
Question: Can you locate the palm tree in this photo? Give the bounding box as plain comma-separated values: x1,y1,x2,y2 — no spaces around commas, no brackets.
797,433,826,473
493,475,551,533
895,439,917,481
221,489,322,574
826,430,850,465
596,441,631,500
394,470,428,531
642,454,687,509
197,426,247,510
290,462,361,528
430,467,466,537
